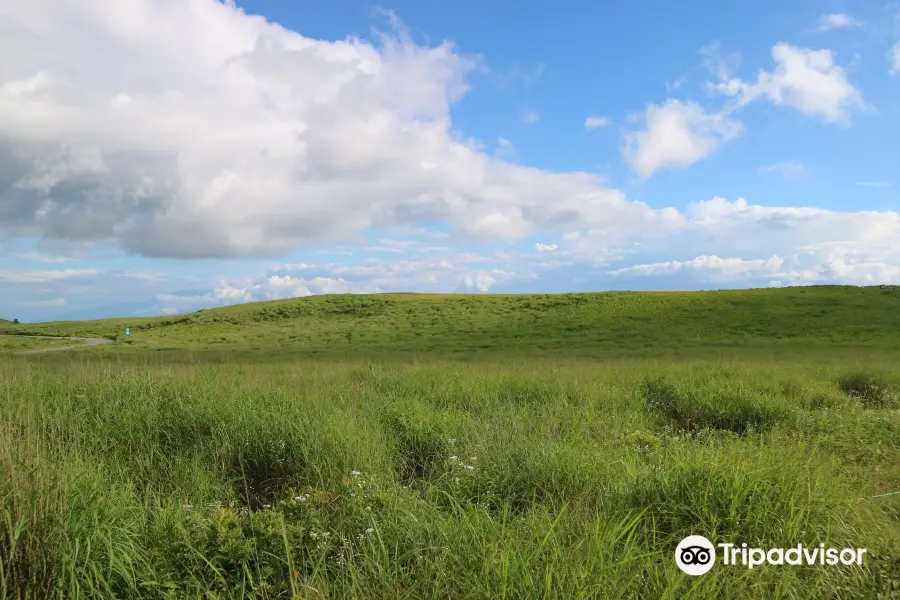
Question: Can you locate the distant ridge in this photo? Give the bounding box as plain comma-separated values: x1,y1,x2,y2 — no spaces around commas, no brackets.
2,286,899,359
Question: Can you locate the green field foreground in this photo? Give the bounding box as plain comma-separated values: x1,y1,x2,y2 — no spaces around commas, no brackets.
1,287,899,598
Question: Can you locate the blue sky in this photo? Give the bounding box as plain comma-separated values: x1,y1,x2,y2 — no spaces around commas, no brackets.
1,0,899,322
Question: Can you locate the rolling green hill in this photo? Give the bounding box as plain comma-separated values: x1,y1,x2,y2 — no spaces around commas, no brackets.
3,285,899,359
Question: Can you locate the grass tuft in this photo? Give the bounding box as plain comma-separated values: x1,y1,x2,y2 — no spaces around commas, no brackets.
641,376,793,434
837,372,899,409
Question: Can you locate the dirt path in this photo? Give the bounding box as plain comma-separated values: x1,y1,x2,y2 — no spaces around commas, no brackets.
13,336,114,355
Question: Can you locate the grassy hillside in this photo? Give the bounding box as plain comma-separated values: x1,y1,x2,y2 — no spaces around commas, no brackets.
1,286,898,598
0,334,85,353
3,286,900,360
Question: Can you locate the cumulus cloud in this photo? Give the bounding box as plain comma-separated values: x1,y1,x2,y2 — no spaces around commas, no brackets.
890,43,900,75
623,100,742,178
596,197,900,286
456,274,495,292
535,243,557,252
608,254,785,278
522,111,539,124
584,116,610,130
623,42,861,178
815,13,862,32
4,195,899,319
282,256,514,293
0,1,668,258
712,43,862,123
454,269,516,293
155,275,359,312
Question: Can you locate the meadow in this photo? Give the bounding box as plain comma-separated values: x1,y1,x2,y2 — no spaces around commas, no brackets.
1,287,898,599
0,335,86,354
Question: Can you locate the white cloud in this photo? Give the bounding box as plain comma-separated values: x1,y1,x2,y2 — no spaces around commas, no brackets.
0,2,666,258
584,116,610,130
609,254,785,278
815,13,863,32
624,42,861,177
153,275,361,312
890,43,900,75
4,197,899,318
0,268,98,283
857,181,890,188
712,43,862,123
13,252,78,263
597,197,900,286
758,161,804,178
457,274,495,292
535,243,557,252
455,269,516,293
20,297,66,307
522,111,539,124
699,41,742,80
623,100,742,178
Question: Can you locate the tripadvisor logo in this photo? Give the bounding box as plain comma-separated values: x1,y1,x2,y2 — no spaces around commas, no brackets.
675,535,867,576
676,535,716,575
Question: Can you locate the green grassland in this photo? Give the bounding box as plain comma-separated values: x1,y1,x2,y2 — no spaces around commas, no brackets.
4,285,900,360
0,334,86,353
1,287,899,599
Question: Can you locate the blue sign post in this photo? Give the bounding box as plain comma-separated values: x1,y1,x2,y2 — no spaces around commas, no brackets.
125,328,130,337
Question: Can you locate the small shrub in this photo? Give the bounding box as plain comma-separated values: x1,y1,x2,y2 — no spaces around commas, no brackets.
781,381,846,410
227,437,307,508
615,445,856,546
837,373,898,409
623,429,662,452
641,376,792,434
380,404,453,482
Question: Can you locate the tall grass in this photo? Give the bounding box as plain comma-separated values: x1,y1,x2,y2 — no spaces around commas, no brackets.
1,355,897,598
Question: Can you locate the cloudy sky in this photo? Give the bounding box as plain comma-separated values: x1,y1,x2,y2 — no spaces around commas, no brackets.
1,0,899,322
